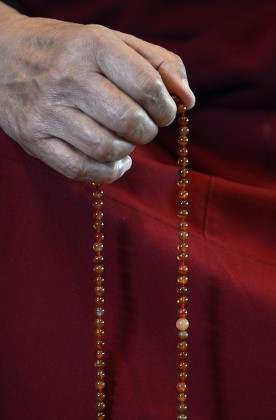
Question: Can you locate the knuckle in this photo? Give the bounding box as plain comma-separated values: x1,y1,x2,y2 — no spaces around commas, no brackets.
63,157,85,180
117,107,158,144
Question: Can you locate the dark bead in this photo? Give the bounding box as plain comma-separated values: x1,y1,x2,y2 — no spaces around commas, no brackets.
179,200,189,209
177,178,189,188
96,402,106,412
95,297,104,306
177,412,188,419
178,331,188,340
96,392,106,401
178,351,188,360
177,147,188,157
178,401,188,413
177,104,187,113
96,413,105,420
94,359,105,369
178,209,189,219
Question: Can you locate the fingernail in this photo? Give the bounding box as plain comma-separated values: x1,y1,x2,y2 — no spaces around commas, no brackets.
120,156,132,174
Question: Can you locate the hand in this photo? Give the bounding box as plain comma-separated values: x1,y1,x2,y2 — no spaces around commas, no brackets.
0,14,195,182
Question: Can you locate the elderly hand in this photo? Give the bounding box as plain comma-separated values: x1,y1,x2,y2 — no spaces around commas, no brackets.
0,11,195,182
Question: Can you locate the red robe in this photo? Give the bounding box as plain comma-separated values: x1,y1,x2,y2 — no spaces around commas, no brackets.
0,1,275,418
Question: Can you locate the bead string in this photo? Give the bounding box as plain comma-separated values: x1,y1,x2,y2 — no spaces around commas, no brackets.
92,98,189,420
174,97,189,420
92,184,106,419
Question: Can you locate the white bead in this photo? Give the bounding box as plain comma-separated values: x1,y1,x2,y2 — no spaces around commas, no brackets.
176,318,189,331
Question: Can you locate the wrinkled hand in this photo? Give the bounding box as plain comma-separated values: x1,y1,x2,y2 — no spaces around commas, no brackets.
0,14,195,182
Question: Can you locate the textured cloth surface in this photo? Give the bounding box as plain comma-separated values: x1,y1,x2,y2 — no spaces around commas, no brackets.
0,1,276,419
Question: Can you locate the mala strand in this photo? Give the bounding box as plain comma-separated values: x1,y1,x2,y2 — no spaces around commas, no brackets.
174,97,189,420
92,98,189,420
92,184,106,419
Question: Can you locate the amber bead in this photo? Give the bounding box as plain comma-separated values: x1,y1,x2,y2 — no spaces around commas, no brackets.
177,276,188,285
178,371,188,381
93,189,103,199
92,200,104,209
178,233,188,243
97,413,105,420
95,286,105,296
178,209,189,219
95,277,104,286
178,331,188,340
95,318,104,328
177,286,187,295
96,340,105,350
179,126,189,136
95,297,104,306
177,104,187,113
178,402,188,413
178,116,189,126
93,255,104,264
96,350,105,360
178,190,188,200
177,392,187,403
93,221,104,231
177,250,188,260
95,381,105,390
176,414,188,420
94,265,104,274
177,179,189,189
93,210,104,220
94,360,105,369
178,308,188,318
177,296,188,305
96,233,104,242
178,265,188,275
96,402,105,412
179,221,188,231
178,242,188,252
178,136,188,146
178,361,188,371
177,147,188,157
177,341,188,352
96,370,106,381
178,351,188,359
96,392,105,401
179,200,189,209
93,242,104,252
95,329,105,339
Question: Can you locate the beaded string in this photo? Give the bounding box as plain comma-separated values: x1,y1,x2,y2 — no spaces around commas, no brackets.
92,184,106,419
92,98,189,420
174,97,189,420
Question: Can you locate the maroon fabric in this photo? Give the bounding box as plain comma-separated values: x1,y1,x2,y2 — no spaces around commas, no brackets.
0,1,276,419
